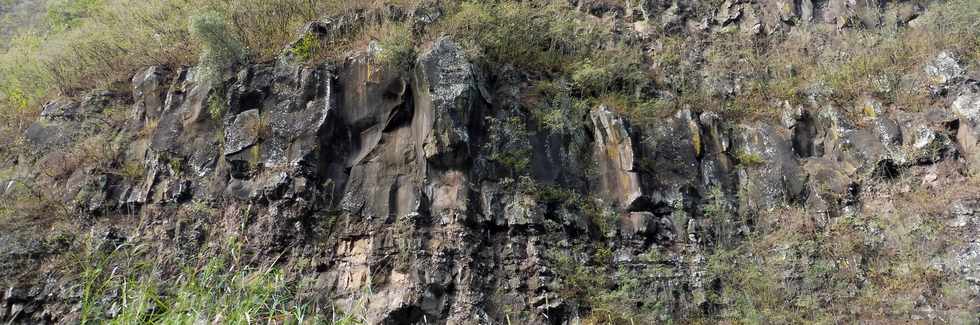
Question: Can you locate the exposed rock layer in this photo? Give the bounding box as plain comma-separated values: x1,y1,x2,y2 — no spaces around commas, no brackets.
2,2,980,324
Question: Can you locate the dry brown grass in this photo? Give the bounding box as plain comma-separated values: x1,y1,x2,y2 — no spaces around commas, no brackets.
696,158,980,323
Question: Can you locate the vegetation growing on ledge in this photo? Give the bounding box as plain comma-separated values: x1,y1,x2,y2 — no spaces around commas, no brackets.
0,0,977,137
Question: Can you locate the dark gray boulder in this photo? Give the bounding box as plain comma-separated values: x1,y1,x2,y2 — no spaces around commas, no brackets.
636,109,702,212
412,37,485,168
732,122,806,214
131,66,170,124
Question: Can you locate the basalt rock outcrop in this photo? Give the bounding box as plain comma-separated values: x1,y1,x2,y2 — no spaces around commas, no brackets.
2,6,980,325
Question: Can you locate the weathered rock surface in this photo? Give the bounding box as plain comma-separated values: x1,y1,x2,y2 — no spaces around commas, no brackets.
3,26,980,325
953,82,980,170
591,105,642,210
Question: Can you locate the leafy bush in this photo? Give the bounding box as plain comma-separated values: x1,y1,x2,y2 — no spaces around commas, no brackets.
485,116,532,176
570,59,613,95
549,246,610,306
117,161,144,182
549,242,673,324
371,22,416,72
571,47,647,96
529,81,590,134
45,0,103,32
189,10,246,85
440,1,610,73
734,150,765,167
289,32,321,62
206,92,226,121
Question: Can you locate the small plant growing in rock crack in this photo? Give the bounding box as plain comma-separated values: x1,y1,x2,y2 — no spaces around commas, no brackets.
207,91,227,121
290,32,321,62
530,81,589,134
735,150,766,167
248,144,262,169
117,161,145,182
188,199,215,216
704,186,738,246
393,213,416,272
535,184,581,208
485,116,532,176
582,198,616,238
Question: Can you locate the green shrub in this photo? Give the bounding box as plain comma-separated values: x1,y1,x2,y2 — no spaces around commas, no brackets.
289,32,320,62
117,161,145,182
491,148,530,175
207,91,226,121
46,0,103,32
529,81,589,134
549,241,673,324
703,186,737,246
570,59,613,95
372,23,416,72
735,150,765,167
582,198,616,238
534,183,580,207
571,46,647,97
538,106,573,133
440,1,610,72
485,116,532,176
548,246,610,306
189,10,246,85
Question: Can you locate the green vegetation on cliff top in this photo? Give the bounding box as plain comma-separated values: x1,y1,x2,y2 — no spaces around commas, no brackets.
0,0,977,135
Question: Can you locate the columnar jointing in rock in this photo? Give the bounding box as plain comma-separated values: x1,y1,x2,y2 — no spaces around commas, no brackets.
5,15,980,322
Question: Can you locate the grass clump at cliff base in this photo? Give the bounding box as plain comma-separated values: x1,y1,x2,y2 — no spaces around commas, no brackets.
72,227,366,324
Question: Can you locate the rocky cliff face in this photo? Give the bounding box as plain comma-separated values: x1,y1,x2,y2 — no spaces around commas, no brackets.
2,0,979,324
